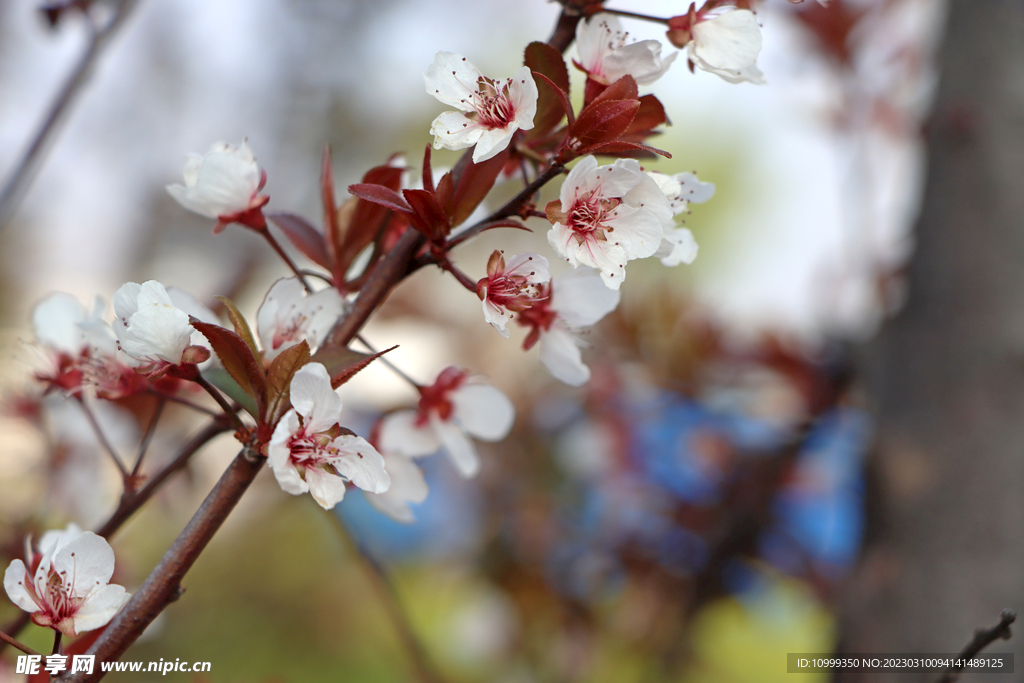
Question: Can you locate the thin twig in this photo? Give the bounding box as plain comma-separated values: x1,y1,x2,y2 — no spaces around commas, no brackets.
937,610,1016,683
62,445,266,683
96,418,233,538
52,631,62,656
130,397,165,479
0,0,139,230
191,374,247,432
261,227,313,293
328,514,444,683
354,334,420,388
76,397,128,479
0,629,39,657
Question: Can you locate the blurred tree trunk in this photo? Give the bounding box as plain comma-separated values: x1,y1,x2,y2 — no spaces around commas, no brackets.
839,1,1024,681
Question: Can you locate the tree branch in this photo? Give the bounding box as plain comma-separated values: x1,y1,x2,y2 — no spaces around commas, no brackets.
936,610,1016,683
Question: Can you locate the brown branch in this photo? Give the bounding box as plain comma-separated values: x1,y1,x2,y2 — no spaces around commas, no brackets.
0,0,139,230
61,445,266,683
937,610,1016,683
0,629,39,657
96,418,233,538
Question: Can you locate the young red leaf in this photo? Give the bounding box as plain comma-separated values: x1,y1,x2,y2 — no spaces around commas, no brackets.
348,183,414,214
266,212,332,270
329,345,398,389
265,340,311,425
531,72,575,131
421,145,435,194
321,146,340,264
189,317,267,420
568,99,640,154
214,295,260,361
588,75,639,108
450,147,510,227
583,140,672,159
525,41,571,136
403,188,450,241
624,94,669,137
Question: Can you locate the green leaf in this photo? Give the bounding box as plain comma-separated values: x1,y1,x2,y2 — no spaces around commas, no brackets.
203,367,259,419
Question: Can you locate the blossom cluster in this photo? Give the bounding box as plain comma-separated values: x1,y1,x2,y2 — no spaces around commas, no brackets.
6,0,796,647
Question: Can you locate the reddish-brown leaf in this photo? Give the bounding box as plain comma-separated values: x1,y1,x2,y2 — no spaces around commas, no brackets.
569,100,640,154
450,148,510,226
625,94,668,136
215,295,260,361
403,188,450,241
349,183,414,214
321,146,340,264
190,318,267,420
266,212,332,270
525,41,571,136
329,345,399,389
589,75,638,108
265,340,311,426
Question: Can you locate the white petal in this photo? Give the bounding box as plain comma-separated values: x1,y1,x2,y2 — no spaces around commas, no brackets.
593,158,643,200
167,141,260,218
431,111,484,152
52,532,115,597
116,281,194,364
32,293,86,353
424,52,483,111
451,384,515,441
657,228,700,266
690,9,765,85
674,172,716,204
379,410,441,457
576,14,621,76
258,278,343,362
604,205,664,259
366,453,428,523
328,435,391,494
603,40,677,86
3,560,40,614
483,299,512,338
431,416,481,478
560,156,600,211
505,253,550,283
551,268,620,327
72,584,129,634
623,171,675,230
289,363,343,432
473,126,517,163
539,328,591,386
507,66,539,130
268,410,301,470
302,467,347,509
271,458,309,496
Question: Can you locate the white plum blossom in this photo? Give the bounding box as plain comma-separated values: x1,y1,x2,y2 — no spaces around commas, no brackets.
3,524,130,637
687,9,766,85
379,367,514,478
32,293,116,359
575,13,676,85
546,156,673,289
517,269,620,386
166,140,268,231
113,281,216,369
425,52,538,163
268,363,390,510
477,251,550,338
257,278,344,362
364,450,429,524
647,170,716,266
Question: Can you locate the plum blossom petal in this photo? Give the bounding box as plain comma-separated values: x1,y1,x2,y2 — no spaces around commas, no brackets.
647,170,714,266
576,14,677,85
546,157,669,289
113,281,198,366
379,368,514,478
425,52,538,163
167,140,266,219
517,268,620,387
257,278,344,362
478,251,550,337
365,452,429,523
3,525,130,637
267,363,389,509
689,9,766,85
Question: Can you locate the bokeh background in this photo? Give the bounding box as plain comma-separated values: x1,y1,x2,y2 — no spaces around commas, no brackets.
4,0,1000,682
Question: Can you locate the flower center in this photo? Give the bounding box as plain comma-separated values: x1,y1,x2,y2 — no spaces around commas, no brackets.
273,313,309,350
470,79,516,129
568,195,619,239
